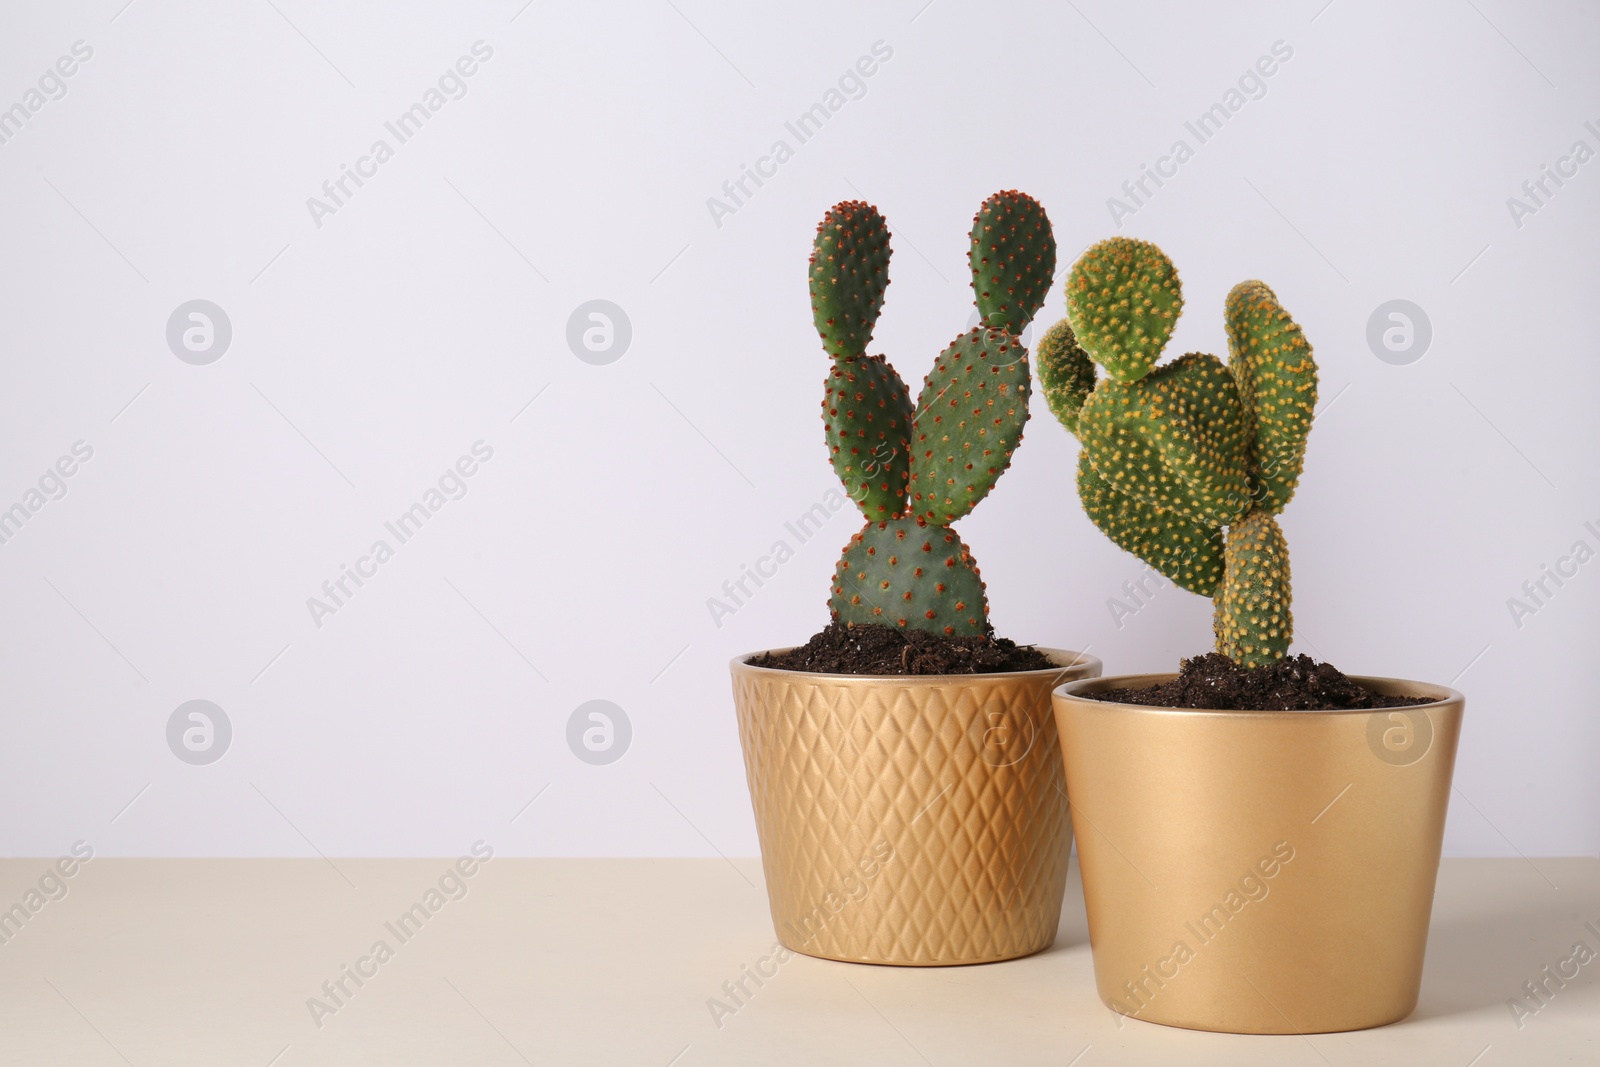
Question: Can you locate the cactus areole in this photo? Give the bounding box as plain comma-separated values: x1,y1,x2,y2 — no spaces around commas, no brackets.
1041,237,1318,669
808,193,1056,639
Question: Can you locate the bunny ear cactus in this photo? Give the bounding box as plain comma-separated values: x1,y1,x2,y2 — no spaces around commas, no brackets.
1036,320,1096,439
812,202,912,519
1040,238,1318,668
971,190,1057,335
1066,236,1183,384
1225,280,1317,514
906,325,1031,526
808,192,1055,637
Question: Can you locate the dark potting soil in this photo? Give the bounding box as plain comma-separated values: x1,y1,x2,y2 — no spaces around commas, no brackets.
749,621,1056,676
1090,652,1433,711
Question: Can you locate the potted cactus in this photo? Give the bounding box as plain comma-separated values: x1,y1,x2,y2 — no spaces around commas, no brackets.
729,193,1100,966
1041,237,1464,1033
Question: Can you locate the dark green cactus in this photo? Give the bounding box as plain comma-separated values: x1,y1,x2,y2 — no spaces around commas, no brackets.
824,354,913,518
809,201,891,359
1042,237,1318,668
907,327,1030,526
829,517,988,636
970,190,1057,335
807,193,1055,637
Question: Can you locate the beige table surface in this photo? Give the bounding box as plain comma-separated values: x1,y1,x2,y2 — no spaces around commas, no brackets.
0,856,1592,1065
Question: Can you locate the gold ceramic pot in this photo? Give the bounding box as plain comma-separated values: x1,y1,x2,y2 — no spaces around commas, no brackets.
731,649,1100,966
1053,674,1464,1034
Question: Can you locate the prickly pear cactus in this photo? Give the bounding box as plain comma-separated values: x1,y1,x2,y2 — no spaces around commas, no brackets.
805,192,1056,637
1036,318,1096,439
828,517,988,636
1076,456,1223,597
1041,237,1318,667
809,201,891,359
1214,508,1292,665
1075,352,1251,528
823,354,913,518
907,327,1030,526
1066,236,1182,384
970,190,1057,336
1225,280,1317,516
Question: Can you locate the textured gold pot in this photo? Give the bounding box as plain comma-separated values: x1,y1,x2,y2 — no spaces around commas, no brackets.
1053,674,1464,1034
731,649,1100,966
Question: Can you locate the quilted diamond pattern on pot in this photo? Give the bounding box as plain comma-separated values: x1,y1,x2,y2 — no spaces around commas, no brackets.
731,652,1092,965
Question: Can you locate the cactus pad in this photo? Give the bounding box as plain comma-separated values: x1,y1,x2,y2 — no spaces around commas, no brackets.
1225,281,1318,515
809,200,891,358
1066,236,1183,383
830,517,988,636
823,354,913,519
908,327,1031,525
1077,352,1251,527
969,190,1057,336
1036,318,1096,438
1077,456,1223,596
1214,508,1292,667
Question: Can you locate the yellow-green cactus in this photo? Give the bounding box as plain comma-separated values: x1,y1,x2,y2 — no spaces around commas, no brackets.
1076,352,1252,528
1077,456,1223,597
1066,236,1183,384
1225,280,1317,515
1036,318,1096,438
1042,237,1318,667
1214,508,1292,665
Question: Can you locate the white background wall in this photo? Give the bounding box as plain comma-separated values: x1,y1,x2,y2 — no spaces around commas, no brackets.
0,0,1594,859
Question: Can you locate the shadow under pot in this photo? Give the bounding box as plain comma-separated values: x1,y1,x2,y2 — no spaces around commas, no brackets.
1052,673,1464,1034
731,648,1101,966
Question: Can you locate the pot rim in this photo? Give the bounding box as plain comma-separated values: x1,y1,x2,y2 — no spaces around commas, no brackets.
732,646,1101,684
1053,671,1463,718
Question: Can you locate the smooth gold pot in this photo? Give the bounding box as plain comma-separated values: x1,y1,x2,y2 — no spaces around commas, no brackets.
731,649,1100,966
1053,674,1463,1034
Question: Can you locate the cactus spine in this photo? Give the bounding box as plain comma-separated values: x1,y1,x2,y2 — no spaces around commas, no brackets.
808,193,1056,636
1041,238,1318,667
